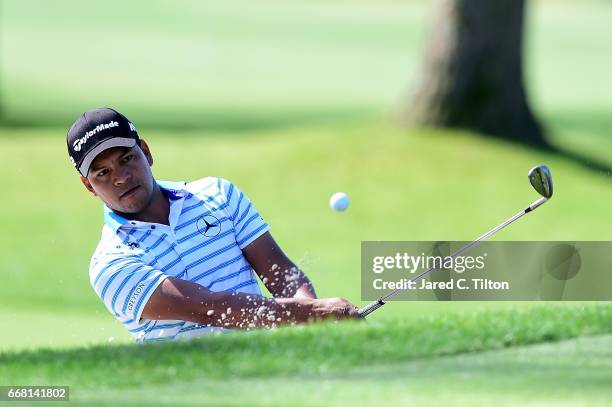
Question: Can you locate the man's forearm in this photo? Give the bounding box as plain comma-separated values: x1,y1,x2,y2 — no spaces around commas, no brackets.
142,277,355,330
197,291,358,329
241,232,318,299
190,289,316,329
264,263,317,299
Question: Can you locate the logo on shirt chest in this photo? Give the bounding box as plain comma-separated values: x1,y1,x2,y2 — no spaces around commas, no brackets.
197,215,221,237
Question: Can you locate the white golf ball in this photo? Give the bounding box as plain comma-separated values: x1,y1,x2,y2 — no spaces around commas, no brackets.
330,192,350,212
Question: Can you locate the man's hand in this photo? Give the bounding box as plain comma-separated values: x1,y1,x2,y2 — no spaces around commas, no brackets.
309,297,360,321
277,296,359,322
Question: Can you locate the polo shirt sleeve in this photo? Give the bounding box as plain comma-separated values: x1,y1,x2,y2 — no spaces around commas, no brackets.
89,253,168,324
218,177,270,249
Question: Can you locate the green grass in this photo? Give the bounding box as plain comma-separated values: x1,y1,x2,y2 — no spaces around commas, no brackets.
2,304,611,405
59,335,612,406
0,308,128,352
76,335,612,406
0,0,426,128
72,334,612,406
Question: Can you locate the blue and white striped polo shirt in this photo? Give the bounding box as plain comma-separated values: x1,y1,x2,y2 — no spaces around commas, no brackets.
89,177,269,343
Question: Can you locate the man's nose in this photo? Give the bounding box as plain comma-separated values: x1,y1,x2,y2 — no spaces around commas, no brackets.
113,167,132,185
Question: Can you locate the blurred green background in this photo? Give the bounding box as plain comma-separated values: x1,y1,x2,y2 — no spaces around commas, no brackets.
1,0,611,355
2,1,612,405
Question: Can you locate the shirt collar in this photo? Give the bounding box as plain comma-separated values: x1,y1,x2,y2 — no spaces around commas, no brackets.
103,179,187,233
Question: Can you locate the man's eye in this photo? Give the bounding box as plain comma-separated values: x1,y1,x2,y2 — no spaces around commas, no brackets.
121,155,133,164
97,169,108,177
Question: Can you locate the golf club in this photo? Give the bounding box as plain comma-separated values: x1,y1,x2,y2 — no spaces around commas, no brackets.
357,165,554,318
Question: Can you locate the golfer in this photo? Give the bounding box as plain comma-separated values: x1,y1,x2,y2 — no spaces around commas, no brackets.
67,107,358,343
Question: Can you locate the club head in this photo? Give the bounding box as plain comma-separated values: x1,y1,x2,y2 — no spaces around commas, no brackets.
528,165,553,199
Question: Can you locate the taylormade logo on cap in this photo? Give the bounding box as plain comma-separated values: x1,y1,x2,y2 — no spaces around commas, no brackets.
67,108,141,177
73,120,119,152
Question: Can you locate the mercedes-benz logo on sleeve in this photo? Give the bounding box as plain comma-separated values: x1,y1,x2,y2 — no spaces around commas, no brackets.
197,215,221,237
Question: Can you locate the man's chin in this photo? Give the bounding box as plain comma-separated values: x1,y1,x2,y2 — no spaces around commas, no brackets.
107,200,148,215
106,188,155,217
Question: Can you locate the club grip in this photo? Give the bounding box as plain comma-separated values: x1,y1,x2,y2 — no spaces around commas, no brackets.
357,299,385,319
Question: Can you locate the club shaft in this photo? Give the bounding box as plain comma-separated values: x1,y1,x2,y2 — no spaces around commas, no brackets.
358,197,548,318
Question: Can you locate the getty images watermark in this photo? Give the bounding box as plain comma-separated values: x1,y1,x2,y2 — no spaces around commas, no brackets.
361,242,612,301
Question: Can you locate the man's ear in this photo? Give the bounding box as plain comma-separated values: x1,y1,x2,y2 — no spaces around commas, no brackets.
80,176,97,197
139,139,154,167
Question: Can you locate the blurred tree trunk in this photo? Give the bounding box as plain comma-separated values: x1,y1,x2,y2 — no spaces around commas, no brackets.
407,0,545,146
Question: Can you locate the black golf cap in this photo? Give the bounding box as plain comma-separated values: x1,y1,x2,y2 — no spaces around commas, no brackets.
67,107,140,177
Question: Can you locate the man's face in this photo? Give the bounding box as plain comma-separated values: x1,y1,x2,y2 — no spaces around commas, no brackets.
81,140,156,214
